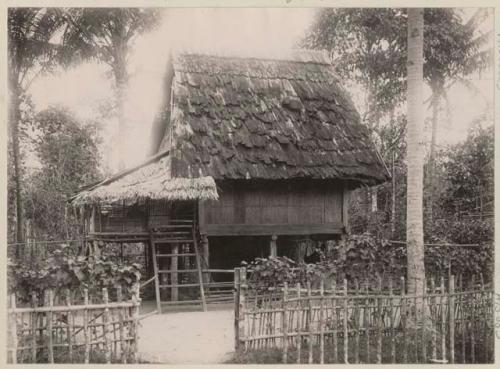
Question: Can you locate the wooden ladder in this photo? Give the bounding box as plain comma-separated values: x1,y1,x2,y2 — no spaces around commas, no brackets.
151,221,207,313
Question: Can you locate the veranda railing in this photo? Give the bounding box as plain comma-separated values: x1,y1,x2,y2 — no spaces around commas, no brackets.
7,284,141,364
234,268,494,364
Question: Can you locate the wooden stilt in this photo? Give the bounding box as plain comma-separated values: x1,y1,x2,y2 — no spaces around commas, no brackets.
270,234,277,257
171,244,179,302
151,239,162,314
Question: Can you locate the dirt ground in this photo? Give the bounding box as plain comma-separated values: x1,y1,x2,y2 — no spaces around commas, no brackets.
137,307,235,364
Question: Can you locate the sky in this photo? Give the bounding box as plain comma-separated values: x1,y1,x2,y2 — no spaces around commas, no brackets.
28,8,494,173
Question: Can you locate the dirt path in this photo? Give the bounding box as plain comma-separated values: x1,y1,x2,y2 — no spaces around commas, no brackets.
138,309,234,364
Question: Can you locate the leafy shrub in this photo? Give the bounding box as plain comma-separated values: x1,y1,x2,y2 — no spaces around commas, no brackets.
8,244,142,303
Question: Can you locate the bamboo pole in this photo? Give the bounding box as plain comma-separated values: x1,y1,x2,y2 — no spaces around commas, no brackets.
431,278,436,362
449,275,455,364
389,279,395,363
470,275,475,363
343,279,348,364
47,290,54,364
365,278,370,363
66,289,73,362
307,281,313,364
401,277,407,363
319,279,325,364
376,275,382,364
31,294,37,363
117,286,126,363
421,277,427,363
84,289,90,364
10,294,18,364
282,282,288,364
234,268,241,350
354,279,359,364
296,283,302,364
440,276,446,363
332,279,338,363
460,275,465,363
131,283,140,363
103,288,111,364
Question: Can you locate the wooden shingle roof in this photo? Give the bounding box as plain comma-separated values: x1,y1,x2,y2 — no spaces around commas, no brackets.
159,50,389,185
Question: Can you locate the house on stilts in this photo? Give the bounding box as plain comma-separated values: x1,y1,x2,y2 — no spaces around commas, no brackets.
71,50,390,312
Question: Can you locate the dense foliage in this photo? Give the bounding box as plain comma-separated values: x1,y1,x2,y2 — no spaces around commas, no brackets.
8,244,142,303
24,107,101,240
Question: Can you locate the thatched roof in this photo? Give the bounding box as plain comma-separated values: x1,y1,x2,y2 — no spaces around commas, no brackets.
153,50,389,186
71,151,218,206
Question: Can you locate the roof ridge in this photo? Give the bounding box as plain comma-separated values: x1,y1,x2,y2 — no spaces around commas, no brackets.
171,48,332,66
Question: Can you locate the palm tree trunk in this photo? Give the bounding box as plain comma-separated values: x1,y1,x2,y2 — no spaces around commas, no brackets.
114,51,128,171
9,82,24,246
406,8,426,295
427,86,441,224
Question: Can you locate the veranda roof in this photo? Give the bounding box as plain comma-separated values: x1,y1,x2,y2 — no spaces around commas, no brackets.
70,150,218,206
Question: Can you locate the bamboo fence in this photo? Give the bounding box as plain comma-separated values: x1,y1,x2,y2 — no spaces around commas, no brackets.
234,268,494,364
7,284,141,364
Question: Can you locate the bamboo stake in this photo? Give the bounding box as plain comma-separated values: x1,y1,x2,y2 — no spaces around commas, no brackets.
66,289,73,362
319,279,325,364
430,278,436,361
389,279,395,363
31,294,37,363
449,275,455,364
354,279,359,364
131,283,140,363
10,294,18,364
84,289,90,364
460,275,465,363
307,281,313,364
470,275,475,363
376,275,382,364
117,286,126,363
47,290,54,364
421,277,427,363
401,277,407,363
233,268,241,350
365,278,370,363
103,288,111,364
440,276,446,363
282,282,288,364
343,279,348,364
332,279,338,363
296,283,302,364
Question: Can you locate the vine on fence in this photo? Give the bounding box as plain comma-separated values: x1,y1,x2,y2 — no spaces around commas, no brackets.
8,244,142,303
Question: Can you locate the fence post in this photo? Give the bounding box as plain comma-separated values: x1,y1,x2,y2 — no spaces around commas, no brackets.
471,275,476,363
440,276,446,363
131,283,140,363
234,267,241,350
449,275,455,364
66,289,73,363
332,278,338,363
296,282,302,364
421,277,427,363
282,282,288,364
401,277,407,363
319,278,325,364
46,290,54,364
103,288,111,363
389,279,395,363
343,279,348,364
376,275,382,364
307,280,313,364
83,289,90,364
10,294,17,364
31,294,37,363
117,286,126,363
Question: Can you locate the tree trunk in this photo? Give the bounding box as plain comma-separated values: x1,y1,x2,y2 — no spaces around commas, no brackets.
113,51,129,171
9,82,24,245
406,8,425,295
427,87,442,224
391,152,396,237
